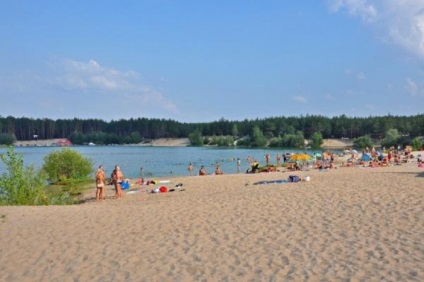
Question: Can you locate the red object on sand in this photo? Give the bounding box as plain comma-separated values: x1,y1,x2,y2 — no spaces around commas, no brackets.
159,186,167,193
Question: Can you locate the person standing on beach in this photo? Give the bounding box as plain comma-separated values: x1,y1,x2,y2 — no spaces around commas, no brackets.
265,153,271,166
95,165,105,201
276,154,281,167
112,165,124,199
237,158,241,173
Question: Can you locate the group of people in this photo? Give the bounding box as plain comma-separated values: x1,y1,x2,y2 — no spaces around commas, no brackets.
95,165,124,201
196,164,224,176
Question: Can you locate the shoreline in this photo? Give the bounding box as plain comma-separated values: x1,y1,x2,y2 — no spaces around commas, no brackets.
13,137,353,148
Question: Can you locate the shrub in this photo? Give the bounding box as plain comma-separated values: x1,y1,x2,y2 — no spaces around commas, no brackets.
381,129,401,148
354,135,373,149
0,147,49,205
42,148,93,184
310,132,323,149
411,137,422,151
0,133,17,145
251,126,267,147
188,130,203,146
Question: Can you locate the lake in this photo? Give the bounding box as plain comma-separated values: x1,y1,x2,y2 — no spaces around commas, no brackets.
0,146,333,179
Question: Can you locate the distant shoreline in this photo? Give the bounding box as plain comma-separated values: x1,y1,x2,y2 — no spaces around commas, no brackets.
13,137,353,148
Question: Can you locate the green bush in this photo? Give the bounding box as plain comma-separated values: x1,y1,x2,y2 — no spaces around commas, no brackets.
411,137,423,151
0,147,49,205
42,148,93,184
188,130,204,146
310,132,323,149
354,135,373,149
381,129,401,148
0,133,17,145
251,126,267,147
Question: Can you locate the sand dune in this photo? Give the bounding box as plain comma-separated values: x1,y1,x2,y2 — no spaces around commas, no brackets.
1,162,423,281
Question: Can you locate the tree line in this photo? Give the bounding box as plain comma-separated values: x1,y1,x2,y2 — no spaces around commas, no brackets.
0,114,423,148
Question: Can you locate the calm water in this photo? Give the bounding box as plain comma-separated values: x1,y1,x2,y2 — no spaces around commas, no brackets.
0,146,331,179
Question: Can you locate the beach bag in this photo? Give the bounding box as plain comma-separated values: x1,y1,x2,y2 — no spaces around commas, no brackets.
288,175,301,182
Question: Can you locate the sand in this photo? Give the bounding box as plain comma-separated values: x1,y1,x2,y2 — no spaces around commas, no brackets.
1,160,423,281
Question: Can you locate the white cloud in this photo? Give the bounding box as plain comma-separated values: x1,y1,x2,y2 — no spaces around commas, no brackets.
405,77,424,96
51,58,180,113
53,58,139,91
0,58,181,120
293,95,308,103
327,0,378,22
344,68,366,80
326,0,424,60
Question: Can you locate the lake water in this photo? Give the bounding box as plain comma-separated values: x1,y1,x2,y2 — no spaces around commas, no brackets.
0,146,333,179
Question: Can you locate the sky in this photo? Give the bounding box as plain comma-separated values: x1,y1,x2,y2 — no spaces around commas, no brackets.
1,0,424,123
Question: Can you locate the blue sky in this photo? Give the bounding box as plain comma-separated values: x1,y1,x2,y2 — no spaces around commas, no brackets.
1,0,424,122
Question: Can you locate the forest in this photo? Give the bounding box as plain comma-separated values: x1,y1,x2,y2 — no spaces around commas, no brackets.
0,114,423,148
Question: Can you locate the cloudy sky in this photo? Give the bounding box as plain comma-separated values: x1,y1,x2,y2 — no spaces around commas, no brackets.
1,0,424,122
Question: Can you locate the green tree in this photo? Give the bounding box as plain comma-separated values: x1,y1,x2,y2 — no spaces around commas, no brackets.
310,132,323,149
0,133,17,145
381,129,401,148
188,130,203,146
42,148,93,184
411,137,422,151
231,123,238,138
281,131,305,148
353,135,373,149
251,125,267,147
0,147,49,205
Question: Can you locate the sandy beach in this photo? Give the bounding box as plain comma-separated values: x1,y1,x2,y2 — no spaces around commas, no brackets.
1,159,423,281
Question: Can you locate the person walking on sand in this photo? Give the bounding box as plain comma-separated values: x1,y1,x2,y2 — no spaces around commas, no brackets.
95,165,105,202
188,162,194,176
112,165,124,199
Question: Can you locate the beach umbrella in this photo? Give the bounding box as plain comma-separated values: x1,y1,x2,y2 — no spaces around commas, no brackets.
289,154,313,162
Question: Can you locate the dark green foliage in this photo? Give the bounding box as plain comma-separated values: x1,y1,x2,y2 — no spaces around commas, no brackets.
0,133,16,145
0,147,49,205
310,132,323,149
188,130,203,146
354,135,374,149
207,136,234,146
411,137,423,150
251,126,266,147
281,132,305,148
1,114,424,148
381,129,401,148
42,148,93,184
